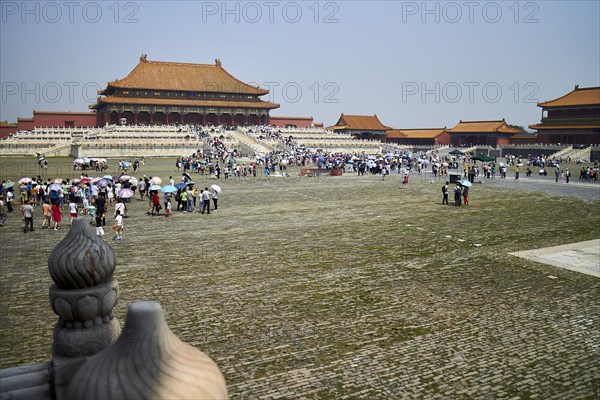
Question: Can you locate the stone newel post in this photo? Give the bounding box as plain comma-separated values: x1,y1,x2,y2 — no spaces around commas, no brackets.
48,218,121,398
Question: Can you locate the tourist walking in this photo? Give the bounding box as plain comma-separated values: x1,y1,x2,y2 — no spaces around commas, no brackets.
211,187,218,211
95,214,105,240
180,189,188,212
6,190,14,212
69,200,78,225
402,174,409,188
462,186,469,206
51,201,62,230
442,181,449,205
201,187,211,214
113,210,123,240
94,194,106,227
454,184,462,206
41,200,52,228
0,195,6,226
22,200,35,233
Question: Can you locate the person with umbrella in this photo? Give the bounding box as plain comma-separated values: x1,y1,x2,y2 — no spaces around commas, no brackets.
152,191,161,215
462,184,470,206
211,185,220,211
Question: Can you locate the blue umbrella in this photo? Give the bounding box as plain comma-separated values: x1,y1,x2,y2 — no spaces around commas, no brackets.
149,184,162,191
175,182,188,189
48,183,62,191
459,180,472,187
102,175,113,180
161,185,177,193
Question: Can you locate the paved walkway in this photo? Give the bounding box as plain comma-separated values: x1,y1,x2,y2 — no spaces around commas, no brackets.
510,239,600,278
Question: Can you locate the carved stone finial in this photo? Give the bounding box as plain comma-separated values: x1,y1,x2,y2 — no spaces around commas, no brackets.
49,218,116,289
66,301,229,400
49,219,121,398
49,218,120,357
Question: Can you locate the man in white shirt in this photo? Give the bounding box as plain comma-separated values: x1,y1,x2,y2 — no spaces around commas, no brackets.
201,187,211,214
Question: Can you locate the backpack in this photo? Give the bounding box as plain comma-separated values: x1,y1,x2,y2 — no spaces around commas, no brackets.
50,190,58,199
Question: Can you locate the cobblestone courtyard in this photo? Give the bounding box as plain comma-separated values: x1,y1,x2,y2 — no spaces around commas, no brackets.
1,158,599,399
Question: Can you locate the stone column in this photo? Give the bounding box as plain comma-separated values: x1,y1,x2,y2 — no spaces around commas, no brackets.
48,218,121,399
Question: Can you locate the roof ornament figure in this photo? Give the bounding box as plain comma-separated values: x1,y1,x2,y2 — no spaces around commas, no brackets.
215,58,222,67
140,53,148,62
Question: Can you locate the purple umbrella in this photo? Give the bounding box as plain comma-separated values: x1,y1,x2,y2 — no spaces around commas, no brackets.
48,183,62,191
97,178,110,188
117,188,134,198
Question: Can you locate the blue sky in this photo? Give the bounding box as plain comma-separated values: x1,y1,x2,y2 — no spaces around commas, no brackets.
1,1,599,130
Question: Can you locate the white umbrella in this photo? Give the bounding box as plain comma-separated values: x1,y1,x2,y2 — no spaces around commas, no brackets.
211,184,221,193
129,177,139,186
151,177,162,185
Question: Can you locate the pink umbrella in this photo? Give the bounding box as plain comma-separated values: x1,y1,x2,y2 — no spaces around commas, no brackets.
117,188,134,198
18,177,32,184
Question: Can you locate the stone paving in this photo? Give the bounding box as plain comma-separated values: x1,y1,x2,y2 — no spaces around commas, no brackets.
1,160,599,399
510,239,600,278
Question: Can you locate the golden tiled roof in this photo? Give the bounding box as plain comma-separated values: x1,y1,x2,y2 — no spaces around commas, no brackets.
330,114,390,131
449,120,522,134
270,116,313,120
386,128,447,139
90,96,279,110
538,86,600,107
34,111,96,116
102,56,269,95
529,123,600,130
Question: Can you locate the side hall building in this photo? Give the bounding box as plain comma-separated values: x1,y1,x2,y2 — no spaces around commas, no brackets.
91,55,279,127
385,128,450,146
327,114,390,140
529,85,600,145
448,119,523,147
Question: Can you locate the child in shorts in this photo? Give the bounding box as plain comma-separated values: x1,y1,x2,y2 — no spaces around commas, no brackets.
95,214,105,239
88,204,96,224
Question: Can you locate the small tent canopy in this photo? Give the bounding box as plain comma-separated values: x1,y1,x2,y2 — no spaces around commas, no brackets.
473,154,495,162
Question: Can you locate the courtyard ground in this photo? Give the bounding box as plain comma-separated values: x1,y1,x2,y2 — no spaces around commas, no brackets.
1,157,599,399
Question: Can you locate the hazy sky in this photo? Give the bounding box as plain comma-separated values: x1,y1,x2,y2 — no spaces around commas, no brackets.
1,1,599,130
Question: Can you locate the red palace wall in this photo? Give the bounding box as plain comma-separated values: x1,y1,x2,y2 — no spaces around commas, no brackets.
0,123,18,139
17,118,35,131
32,112,97,127
0,112,98,138
270,116,313,128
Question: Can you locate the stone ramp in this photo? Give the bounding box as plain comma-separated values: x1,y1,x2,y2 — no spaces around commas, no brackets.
509,239,600,277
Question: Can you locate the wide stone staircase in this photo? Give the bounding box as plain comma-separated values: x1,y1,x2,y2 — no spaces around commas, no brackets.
229,129,274,155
